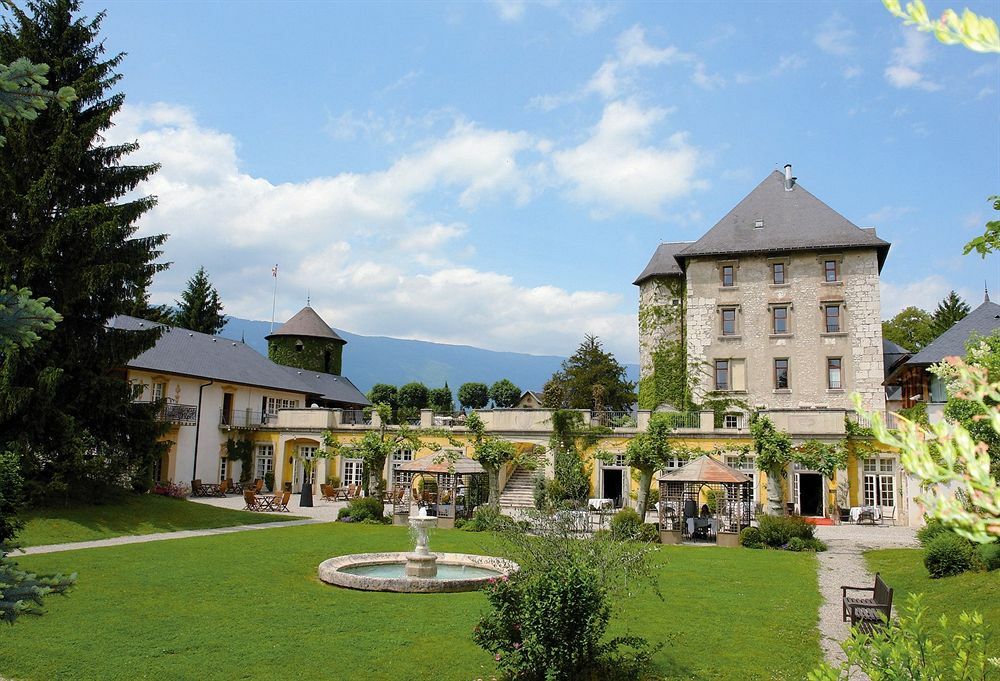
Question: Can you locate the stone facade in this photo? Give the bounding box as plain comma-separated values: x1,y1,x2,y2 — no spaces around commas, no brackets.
685,249,886,412
637,275,684,376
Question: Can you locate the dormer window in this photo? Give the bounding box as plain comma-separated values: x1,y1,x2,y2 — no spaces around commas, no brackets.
295,340,304,353
754,218,764,229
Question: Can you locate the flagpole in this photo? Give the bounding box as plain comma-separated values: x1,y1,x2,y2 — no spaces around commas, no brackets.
270,264,278,333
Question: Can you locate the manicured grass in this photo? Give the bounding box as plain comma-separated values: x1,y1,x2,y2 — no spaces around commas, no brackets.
17,494,302,547
865,548,1000,649
0,525,821,680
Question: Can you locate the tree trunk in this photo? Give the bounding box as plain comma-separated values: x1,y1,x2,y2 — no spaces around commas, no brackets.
766,468,784,515
487,468,500,508
635,468,653,519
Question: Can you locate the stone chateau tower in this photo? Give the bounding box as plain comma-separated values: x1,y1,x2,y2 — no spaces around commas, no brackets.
266,306,347,376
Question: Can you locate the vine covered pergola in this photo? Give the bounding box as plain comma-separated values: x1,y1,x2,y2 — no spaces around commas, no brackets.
393,456,489,522
658,455,753,540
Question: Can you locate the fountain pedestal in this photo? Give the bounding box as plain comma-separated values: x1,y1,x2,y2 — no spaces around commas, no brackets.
405,515,438,578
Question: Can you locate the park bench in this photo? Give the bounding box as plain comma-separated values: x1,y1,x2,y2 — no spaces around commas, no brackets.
842,572,893,634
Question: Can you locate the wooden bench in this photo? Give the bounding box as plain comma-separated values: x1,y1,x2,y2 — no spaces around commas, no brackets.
842,572,893,633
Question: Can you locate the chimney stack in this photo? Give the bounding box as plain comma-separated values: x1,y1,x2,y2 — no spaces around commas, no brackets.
784,164,795,191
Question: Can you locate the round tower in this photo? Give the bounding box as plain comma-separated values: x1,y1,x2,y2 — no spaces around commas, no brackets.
266,306,347,375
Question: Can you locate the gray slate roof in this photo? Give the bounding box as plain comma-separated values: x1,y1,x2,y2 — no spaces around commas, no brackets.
111,316,368,405
677,170,890,269
906,300,1000,366
265,306,345,343
882,338,911,379
633,241,690,285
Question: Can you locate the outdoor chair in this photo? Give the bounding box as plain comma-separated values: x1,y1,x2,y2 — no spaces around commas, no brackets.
346,483,357,500
243,489,260,511
880,506,897,526
254,479,264,493
216,480,229,497
351,485,362,499
275,491,291,512
838,506,852,524
842,572,893,633
191,479,205,497
321,484,337,501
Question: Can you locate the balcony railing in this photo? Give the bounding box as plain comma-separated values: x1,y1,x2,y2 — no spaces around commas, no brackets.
219,409,274,429
661,412,701,429
340,409,372,426
133,399,197,426
592,411,638,429
847,411,901,430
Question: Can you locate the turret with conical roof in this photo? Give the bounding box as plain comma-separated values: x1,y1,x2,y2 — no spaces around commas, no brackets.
266,306,347,375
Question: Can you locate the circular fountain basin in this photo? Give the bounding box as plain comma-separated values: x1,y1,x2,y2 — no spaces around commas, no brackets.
318,552,517,593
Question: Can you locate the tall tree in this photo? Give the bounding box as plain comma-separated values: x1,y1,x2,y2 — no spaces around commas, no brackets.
173,266,225,334
489,379,521,408
458,382,489,410
930,291,971,338
623,413,676,518
397,382,429,411
882,306,935,352
428,383,454,414
546,335,635,411
0,0,169,501
466,412,539,507
125,270,171,324
367,384,397,412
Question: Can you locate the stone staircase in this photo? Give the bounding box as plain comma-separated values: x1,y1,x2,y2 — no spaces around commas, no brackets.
499,467,539,509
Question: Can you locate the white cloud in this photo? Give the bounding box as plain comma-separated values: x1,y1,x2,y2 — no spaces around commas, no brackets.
885,31,941,91
881,276,975,317
815,13,856,56
567,3,615,34
976,86,995,100
551,100,706,217
492,0,525,22
863,205,914,224
842,65,863,79
105,103,641,360
772,53,807,75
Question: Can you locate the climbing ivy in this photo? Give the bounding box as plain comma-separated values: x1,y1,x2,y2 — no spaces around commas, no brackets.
638,277,692,411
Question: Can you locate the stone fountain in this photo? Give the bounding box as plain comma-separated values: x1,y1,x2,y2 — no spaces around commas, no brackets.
404,509,439,577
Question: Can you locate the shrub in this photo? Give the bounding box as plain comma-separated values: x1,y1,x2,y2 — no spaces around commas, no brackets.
264,471,274,493
339,496,388,524
757,514,815,548
462,505,520,532
638,523,660,543
978,541,1000,571
924,533,979,578
151,482,189,499
739,526,765,549
609,508,643,541
328,475,341,488
917,518,950,547
787,537,807,552
804,538,828,552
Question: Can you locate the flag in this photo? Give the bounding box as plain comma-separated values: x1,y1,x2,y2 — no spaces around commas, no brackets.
271,264,278,278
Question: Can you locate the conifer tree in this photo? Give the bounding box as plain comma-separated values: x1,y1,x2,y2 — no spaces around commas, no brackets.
931,290,971,338
546,335,636,411
173,266,226,334
0,0,168,501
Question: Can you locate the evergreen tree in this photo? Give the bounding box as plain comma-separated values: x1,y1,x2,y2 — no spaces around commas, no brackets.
0,0,169,501
489,378,521,408
173,266,225,334
546,335,635,411
931,291,971,338
882,306,935,352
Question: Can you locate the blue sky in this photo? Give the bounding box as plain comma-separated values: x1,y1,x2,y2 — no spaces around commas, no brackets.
75,0,1000,362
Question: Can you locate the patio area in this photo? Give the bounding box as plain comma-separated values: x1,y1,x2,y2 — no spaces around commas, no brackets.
658,455,754,545
189,491,360,522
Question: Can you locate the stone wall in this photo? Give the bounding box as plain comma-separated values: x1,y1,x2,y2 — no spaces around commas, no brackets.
685,248,886,413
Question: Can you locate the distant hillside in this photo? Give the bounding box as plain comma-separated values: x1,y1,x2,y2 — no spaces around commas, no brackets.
223,317,640,395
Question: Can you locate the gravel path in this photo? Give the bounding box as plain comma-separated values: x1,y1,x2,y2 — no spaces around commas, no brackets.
813,525,919,670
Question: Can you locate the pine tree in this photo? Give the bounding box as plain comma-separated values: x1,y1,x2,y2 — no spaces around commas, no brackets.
931,291,971,338
0,0,169,501
173,267,226,334
547,335,636,411
125,270,172,324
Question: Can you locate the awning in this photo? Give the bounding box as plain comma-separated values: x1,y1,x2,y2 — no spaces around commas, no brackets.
395,456,485,475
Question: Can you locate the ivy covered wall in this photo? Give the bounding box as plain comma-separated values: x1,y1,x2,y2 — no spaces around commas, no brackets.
637,275,689,410
268,336,345,375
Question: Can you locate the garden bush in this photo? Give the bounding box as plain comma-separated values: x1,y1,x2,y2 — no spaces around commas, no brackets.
739,526,765,549
923,532,980,578
461,505,523,532
757,514,815,548
609,507,642,541
978,541,1000,571
917,518,950,547
337,496,388,524
787,537,806,552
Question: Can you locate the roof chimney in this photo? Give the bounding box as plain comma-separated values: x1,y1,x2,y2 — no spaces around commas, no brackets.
783,164,796,191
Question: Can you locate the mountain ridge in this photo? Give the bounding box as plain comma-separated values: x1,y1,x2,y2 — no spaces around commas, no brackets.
222,317,640,395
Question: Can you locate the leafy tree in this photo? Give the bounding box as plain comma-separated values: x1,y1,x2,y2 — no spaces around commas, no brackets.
428,383,454,414
750,414,794,515
623,413,675,518
367,384,397,414
543,409,606,504
489,379,521,408
883,0,999,53
0,0,169,502
458,381,489,410
963,196,1000,257
467,412,540,507
939,330,1000,478
882,306,935,352
541,377,565,409
930,290,971,338
397,382,429,412
173,266,225,334
546,335,635,411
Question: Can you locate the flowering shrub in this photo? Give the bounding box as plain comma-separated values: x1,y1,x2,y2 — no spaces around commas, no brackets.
151,482,189,499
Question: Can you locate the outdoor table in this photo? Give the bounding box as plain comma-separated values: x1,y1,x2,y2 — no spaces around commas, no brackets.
850,506,881,523
687,517,720,537
201,483,221,496
334,487,350,501
588,498,613,510
258,495,277,510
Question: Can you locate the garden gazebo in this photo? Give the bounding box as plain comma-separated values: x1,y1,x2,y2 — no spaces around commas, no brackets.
393,456,489,528
657,454,753,545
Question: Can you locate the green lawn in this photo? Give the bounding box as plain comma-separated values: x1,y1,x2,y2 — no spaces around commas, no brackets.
865,548,1000,649
0,524,821,680
17,494,302,547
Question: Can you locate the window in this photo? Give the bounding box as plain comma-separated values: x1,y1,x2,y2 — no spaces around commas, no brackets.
715,360,729,390
265,397,299,416
611,453,627,467
929,375,948,403
295,340,304,353
721,265,735,287
343,459,363,487
772,262,785,284
824,259,839,282
661,455,686,471
772,306,788,334
828,358,842,390
754,218,764,228
152,455,163,483
824,304,841,333
151,381,166,402
725,455,756,507
391,449,414,486
863,457,896,507
298,445,317,485
723,413,740,429
721,307,737,335
219,457,228,482
254,444,274,480
774,358,789,389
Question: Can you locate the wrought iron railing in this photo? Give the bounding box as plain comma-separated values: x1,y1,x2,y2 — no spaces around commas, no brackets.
847,411,900,430
219,409,272,428
661,411,701,429
591,411,638,428
340,409,372,426
133,398,197,426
